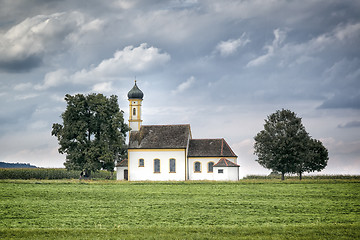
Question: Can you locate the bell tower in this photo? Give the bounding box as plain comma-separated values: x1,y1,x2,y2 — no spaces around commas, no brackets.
127,80,144,132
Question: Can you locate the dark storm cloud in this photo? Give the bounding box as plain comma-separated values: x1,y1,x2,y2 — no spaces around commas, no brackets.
320,94,360,109
0,10,101,72
0,55,42,73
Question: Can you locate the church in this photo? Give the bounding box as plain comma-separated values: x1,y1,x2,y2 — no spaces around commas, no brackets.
116,82,240,181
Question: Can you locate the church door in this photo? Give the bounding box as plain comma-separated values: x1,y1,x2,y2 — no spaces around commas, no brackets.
124,169,128,180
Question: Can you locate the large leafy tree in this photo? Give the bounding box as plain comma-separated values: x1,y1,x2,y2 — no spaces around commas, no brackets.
52,93,130,177
254,109,328,180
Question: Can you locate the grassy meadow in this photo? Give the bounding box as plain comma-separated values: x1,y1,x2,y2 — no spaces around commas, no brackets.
0,179,359,239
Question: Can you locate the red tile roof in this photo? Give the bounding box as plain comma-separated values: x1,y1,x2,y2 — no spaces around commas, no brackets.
213,158,240,167
116,159,128,167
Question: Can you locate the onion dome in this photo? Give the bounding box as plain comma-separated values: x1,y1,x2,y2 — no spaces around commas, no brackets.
127,81,144,99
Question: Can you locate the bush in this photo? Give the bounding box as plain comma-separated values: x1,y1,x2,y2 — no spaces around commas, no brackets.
0,168,115,180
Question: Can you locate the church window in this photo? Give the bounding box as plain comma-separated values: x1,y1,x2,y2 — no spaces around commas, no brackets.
154,159,160,173
218,169,224,174
169,159,176,173
138,159,144,167
208,162,214,173
194,161,201,173
133,108,136,116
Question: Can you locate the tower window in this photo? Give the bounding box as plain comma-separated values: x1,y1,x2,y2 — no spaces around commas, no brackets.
138,159,144,167
133,108,136,116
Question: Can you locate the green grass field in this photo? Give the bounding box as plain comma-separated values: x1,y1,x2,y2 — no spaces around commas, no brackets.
0,179,359,239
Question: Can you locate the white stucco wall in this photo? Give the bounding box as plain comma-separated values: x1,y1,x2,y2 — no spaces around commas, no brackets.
128,149,186,181
188,157,217,180
129,121,139,131
188,157,238,180
213,166,239,181
116,167,128,180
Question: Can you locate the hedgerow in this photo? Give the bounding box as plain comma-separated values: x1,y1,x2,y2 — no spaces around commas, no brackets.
0,168,114,180
244,174,360,180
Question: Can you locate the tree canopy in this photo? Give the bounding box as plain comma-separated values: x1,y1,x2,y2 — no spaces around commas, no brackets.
254,109,328,180
52,93,130,176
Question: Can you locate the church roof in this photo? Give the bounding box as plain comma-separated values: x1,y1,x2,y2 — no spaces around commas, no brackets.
129,124,191,149
187,138,237,157
128,81,144,99
116,159,128,167
213,158,240,167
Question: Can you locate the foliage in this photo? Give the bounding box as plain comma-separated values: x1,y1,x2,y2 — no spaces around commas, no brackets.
299,138,329,178
254,109,328,180
52,93,130,176
0,180,359,239
0,168,114,180
0,161,37,168
244,174,360,180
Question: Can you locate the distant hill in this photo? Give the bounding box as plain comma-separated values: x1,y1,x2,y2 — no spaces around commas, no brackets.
0,162,37,168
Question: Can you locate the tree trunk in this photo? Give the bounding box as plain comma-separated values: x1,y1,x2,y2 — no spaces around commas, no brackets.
299,171,302,180
281,172,285,181
84,169,91,178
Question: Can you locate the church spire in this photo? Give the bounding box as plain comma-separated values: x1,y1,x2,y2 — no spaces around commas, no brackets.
127,79,144,100
128,81,143,132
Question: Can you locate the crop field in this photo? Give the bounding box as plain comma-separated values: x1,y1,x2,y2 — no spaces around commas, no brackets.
0,179,359,239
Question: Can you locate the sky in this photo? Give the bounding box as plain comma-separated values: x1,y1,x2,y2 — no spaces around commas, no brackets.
0,0,359,178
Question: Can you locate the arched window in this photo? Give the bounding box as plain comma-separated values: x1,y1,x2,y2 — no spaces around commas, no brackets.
154,159,160,173
138,159,144,167
169,158,176,173
194,161,201,173
208,162,214,173
133,108,136,116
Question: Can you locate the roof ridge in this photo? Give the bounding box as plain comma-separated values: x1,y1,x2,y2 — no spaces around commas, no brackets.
222,138,237,157
190,138,224,140
221,138,224,156
142,124,191,128
214,157,240,167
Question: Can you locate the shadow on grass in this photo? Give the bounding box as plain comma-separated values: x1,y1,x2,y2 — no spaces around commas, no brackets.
1,223,359,240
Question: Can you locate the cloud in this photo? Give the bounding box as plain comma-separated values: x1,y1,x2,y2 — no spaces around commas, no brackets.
72,43,170,84
35,69,69,90
319,58,360,109
14,83,33,91
338,120,360,128
92,82,113,93
319,94,360,109
215,33,250,57
0,11,102,72
35,43,171,89
321,137,360,155
172,76,195,94
334,22,360,41
246,29,286,67
246,22,360,69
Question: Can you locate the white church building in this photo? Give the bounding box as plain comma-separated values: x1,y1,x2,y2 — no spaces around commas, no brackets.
116,82,240,181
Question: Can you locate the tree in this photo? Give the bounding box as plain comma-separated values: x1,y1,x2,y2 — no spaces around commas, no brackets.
297,138,329,180
52,93,130,177
254,109,328,180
